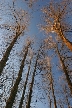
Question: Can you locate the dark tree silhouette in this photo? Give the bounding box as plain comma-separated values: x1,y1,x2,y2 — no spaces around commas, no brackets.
56,46,72,94
5,41,31,108
26,51,39,108
19,57,32,108
0,2,29,75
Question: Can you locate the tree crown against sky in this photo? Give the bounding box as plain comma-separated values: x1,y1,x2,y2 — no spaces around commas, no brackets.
41,0,72,51
0,0,72,108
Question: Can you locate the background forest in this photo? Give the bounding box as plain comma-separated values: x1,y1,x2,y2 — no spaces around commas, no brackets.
0,0,72,108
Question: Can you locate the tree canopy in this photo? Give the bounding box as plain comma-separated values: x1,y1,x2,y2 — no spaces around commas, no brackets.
0,0,72,108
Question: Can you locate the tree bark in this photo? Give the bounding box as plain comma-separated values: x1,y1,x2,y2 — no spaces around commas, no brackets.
0,31,23,75
50,99,51,108
26,52,39,108
58,25,72,51
51,82,57,108
5,43,30,108
50,74,57,108
19,59,32,108
57,47,72,94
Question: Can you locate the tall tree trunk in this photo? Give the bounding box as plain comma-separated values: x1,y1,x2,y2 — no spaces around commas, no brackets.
48,91,52,108
66,95,70,108
57,47,72,94
0,31,23,75
26,53,39,108
50,74,57,108
58,24,72,51
63,85,70,108
51,82,57,108
48,95,51,108
50,99,51,108
5,43,30,108
19,58,32,108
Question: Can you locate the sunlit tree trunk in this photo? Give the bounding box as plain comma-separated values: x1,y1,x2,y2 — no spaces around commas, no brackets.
5,42,30,108
26,52,39,108
0,30,24,75
19,58,32,108
57,23,72,51
57,47,72,94
41,0,72,51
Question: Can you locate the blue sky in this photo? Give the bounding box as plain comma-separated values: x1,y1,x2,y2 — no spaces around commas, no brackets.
0,1,50,107
0,0,72,108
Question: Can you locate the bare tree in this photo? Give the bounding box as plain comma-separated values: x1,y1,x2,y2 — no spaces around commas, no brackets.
0,1,29,75
5,41,31,108
23,0,38,8
57,80,72,108
43,35,72,95
26,50,39,108
41,0,72,51
39,56,57,108
56,46,72,94
49,72,57,108
19,49,33,108
37,44,57,108
62,85,71,108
